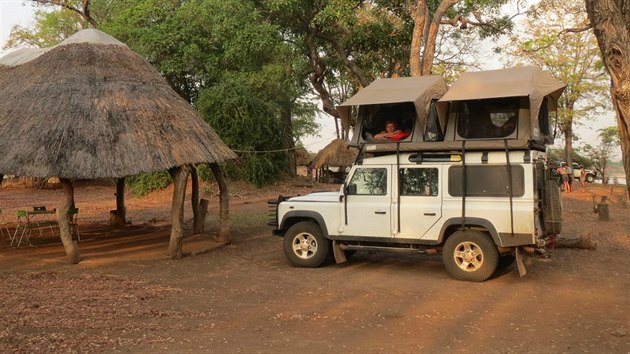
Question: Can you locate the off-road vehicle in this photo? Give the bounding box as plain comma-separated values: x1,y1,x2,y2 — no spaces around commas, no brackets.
270,66,565,281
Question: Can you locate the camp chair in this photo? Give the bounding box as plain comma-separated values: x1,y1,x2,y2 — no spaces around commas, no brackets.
12,210,33,247
69,208,80,241
0,209,11,241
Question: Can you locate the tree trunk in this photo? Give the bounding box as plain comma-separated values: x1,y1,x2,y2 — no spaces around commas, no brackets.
191,166,203,234
564,124,574,166
585,0,630,198
168,166,190,259
409,0,428,76
57,178,80,264
210,163,230,244
281,103,296,175
0,174,3,189
110,177,126,226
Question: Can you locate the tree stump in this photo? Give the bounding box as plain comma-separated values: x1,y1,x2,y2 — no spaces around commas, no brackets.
593,195,610,221
110,178,127,226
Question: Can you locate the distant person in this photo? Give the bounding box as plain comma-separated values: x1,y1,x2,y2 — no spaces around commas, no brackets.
580,165,587,192
557,163,571,192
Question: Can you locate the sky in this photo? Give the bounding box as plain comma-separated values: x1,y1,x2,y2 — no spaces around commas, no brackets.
0,1,621,157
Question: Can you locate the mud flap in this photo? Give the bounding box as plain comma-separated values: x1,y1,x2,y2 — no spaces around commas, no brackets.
516,247,527,277
332,241,347,264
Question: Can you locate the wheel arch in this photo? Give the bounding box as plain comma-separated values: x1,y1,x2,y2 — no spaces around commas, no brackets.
438,218,501,246
279,211,329,238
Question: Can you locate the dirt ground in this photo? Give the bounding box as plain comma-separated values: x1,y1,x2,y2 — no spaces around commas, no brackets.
0,178,628,353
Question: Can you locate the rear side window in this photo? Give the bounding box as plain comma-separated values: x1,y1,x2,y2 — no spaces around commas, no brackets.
448,165,524,197
348,168,388,195
400,168,439,196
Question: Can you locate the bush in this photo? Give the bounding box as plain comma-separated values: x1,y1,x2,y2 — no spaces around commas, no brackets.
126,171,172,196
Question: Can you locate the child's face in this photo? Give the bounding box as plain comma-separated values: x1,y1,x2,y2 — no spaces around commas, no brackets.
386,123,396,132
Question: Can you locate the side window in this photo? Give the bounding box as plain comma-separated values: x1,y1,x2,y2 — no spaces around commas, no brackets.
448,165,525,197
348,168,388,195
400,168,439,196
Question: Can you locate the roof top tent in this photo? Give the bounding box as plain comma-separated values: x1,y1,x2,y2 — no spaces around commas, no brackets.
339,76,448,148
358,66,566,153
436,66,566,151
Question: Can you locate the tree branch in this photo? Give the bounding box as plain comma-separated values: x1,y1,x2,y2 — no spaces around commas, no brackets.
30,0,99,27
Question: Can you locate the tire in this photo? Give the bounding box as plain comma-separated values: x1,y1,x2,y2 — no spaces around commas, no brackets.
442,230,499,282
586,174,595,183
497,254,515,271
542,178,563,234
283,221,331,268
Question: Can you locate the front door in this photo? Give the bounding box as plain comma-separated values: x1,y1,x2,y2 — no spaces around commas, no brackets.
397,166,442,239
341,166,391,237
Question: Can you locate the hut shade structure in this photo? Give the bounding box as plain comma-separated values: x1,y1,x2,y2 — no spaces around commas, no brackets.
339,76,448,148
0,29,236,179
0,29,236,263
311,139,358,170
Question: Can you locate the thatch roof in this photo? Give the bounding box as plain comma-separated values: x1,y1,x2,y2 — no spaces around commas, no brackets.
0,29,236,179
294,147,311,166
311,139,358,169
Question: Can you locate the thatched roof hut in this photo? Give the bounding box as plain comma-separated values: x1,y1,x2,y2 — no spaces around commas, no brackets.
0,29,236,178
311,139,358,170
0,29,236,263
294,147,311,167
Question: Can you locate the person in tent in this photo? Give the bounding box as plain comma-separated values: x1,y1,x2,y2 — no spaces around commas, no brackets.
374,120,408,141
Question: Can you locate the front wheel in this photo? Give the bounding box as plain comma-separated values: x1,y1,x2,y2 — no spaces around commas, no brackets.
442,230,499,282
283,221,331,268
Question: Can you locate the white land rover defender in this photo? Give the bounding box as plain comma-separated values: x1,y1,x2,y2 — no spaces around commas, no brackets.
270,66,566,282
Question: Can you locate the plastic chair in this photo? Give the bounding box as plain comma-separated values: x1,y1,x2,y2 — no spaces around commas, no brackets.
0,209,11,241
12,210,33,247
69,208,80,241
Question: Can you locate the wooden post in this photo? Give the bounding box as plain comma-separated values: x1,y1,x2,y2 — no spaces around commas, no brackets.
168,166,190,259
210,163,230,243
110,177,127,226
191,166,203,234
0,174,3,189
58,178,80,264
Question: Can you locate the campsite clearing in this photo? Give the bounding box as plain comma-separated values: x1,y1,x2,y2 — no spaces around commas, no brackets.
0,180,628,353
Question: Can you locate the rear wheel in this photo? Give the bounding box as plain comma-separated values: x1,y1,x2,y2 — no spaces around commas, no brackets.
442,230,499,282
283,221,331,268
586,174,595,183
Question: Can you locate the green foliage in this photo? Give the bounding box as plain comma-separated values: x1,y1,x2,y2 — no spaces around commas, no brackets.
579,126,620,179
5,5,89,48
126,171,172,196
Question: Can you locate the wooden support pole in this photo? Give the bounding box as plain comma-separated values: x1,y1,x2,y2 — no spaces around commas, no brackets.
58,178,80,264
110,177,127,226
0,174,3,189
210,163,230,243
191,166,203,234
168,166,190,259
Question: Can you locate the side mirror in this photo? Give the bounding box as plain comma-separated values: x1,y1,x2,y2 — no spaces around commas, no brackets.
346,183,357,195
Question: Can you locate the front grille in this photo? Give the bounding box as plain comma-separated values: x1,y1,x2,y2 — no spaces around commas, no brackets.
267,195,289,227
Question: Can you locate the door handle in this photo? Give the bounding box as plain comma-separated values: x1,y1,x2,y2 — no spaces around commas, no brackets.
423,213,436,216
375,211,386,215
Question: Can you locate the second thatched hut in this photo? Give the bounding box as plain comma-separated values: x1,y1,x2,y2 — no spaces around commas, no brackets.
311,139,358,183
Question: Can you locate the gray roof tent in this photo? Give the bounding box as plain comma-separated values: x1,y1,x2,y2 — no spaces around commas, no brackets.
361,66,566,154
339,76,448,146
438,66,566,146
